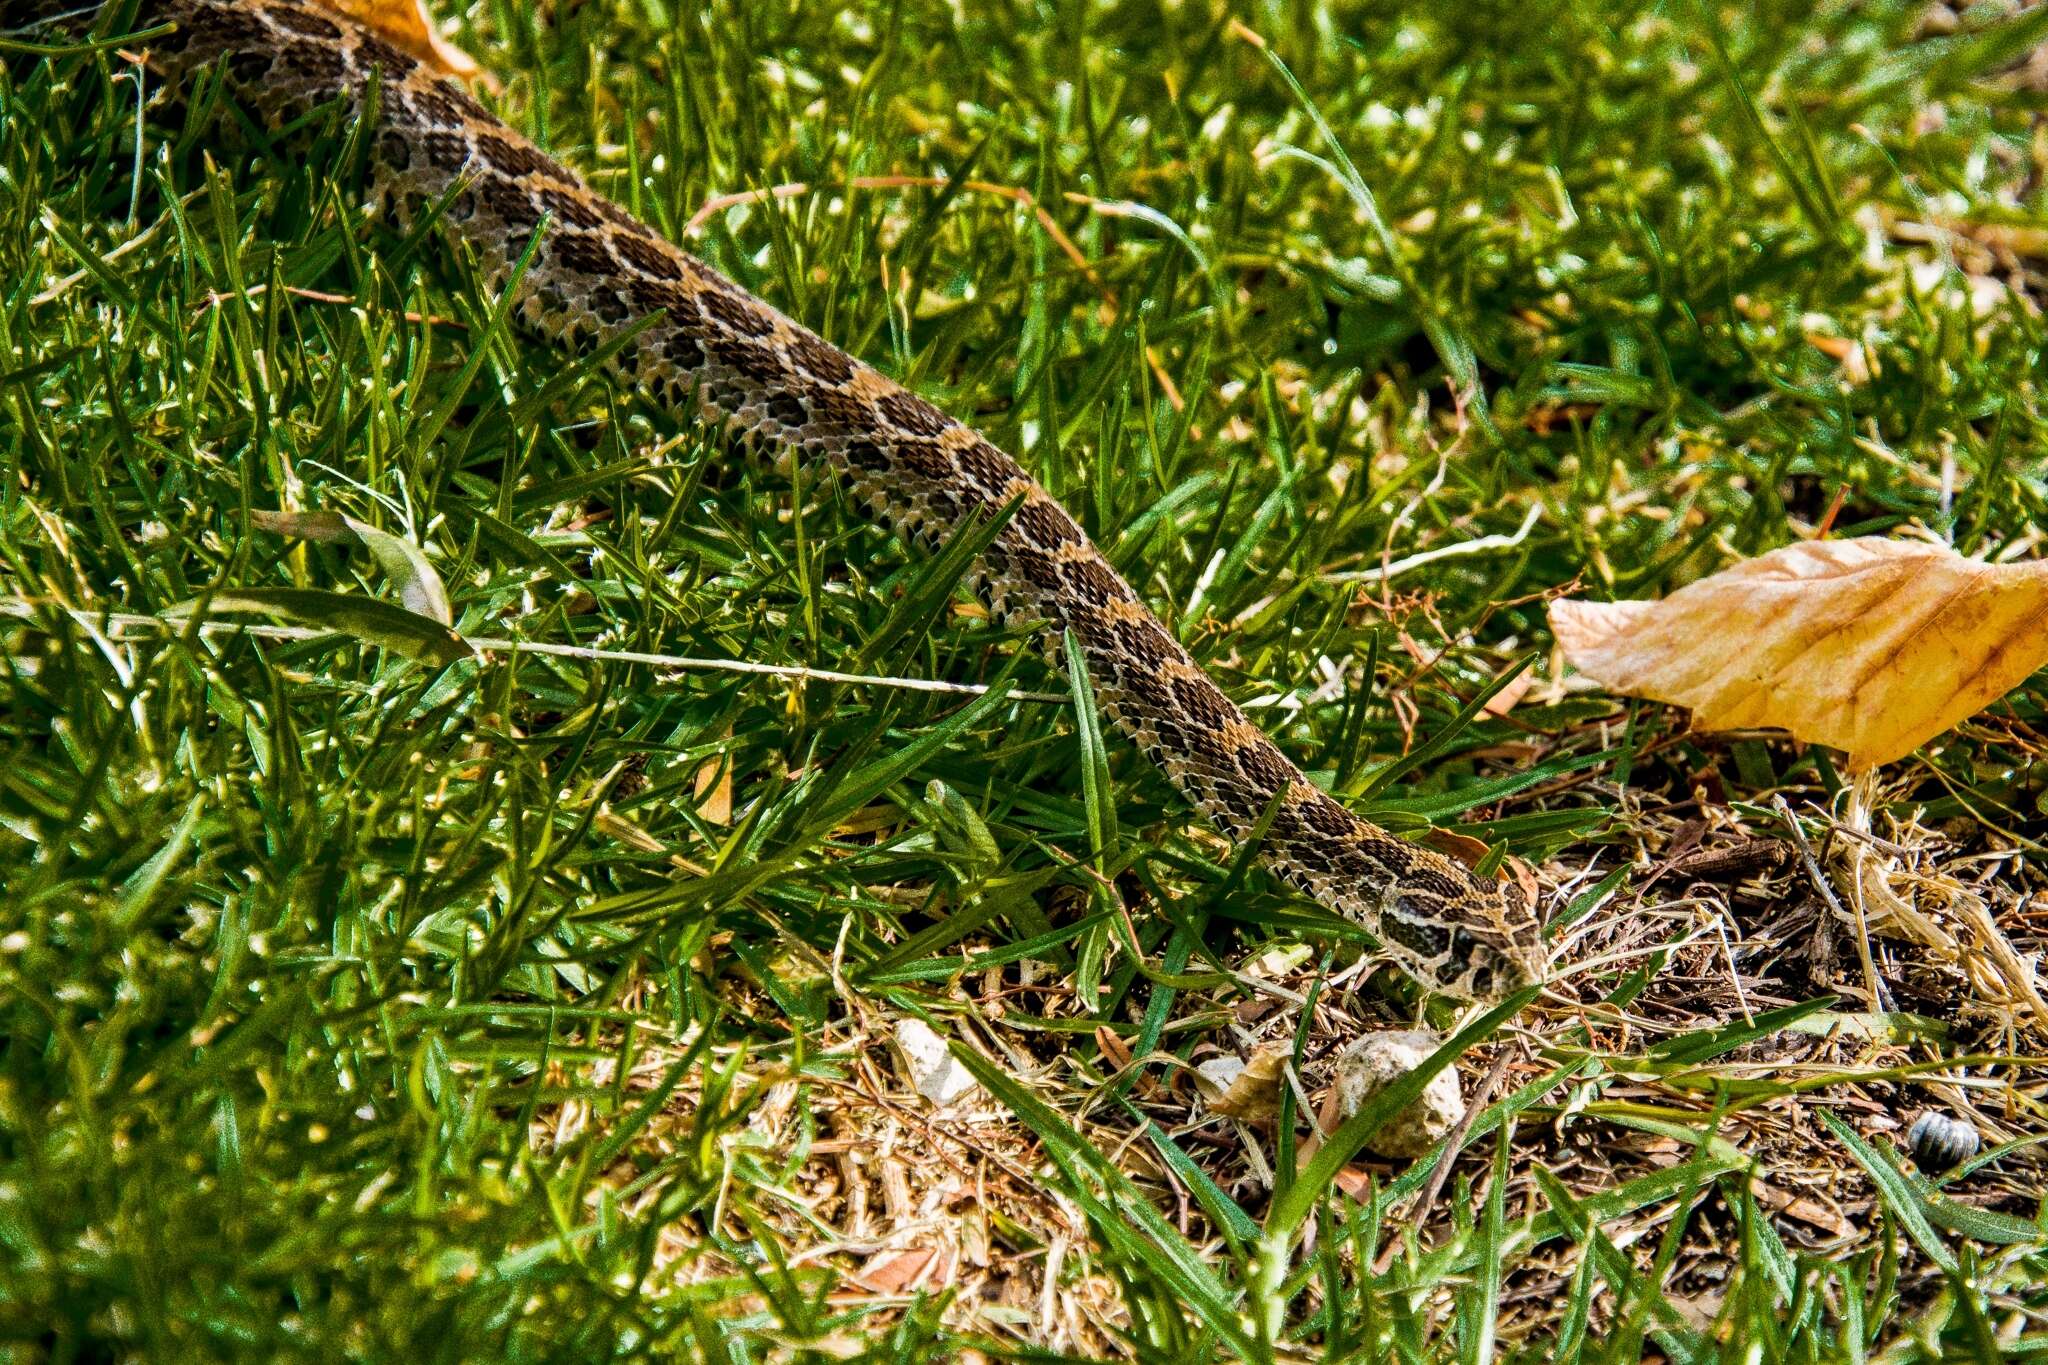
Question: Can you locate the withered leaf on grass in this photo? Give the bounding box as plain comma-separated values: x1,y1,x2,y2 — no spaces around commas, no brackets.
1193,1046,1287,1124
251,509,452,625
170,588,471,666
1550,537,2048,770
178,510,468,665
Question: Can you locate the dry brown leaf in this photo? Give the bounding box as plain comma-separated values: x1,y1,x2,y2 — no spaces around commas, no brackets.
1420,828,1491,867
854,1247,952,1294
1420,830,1540,906
1749,1178,1853,1236
311,0,480,78
1331,1166,1376,1200
690,733,734,825
1192,1046,1286,1124
1094,1025,1132,1072
1550,537,2048,770
1481,660,1535,716
695,764,733,824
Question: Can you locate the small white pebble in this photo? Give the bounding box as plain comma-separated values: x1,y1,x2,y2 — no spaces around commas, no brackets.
1333,1029,1466,1159
894,1018,981,1107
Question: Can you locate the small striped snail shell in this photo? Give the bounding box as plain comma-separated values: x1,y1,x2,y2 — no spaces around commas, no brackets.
1907,1111,1981,1171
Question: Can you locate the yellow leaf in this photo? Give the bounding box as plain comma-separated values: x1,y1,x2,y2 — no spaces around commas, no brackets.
692,754,733,826
1481,659,1534,716
313,0,480,79
1549,537,2048,770
690,722,735,825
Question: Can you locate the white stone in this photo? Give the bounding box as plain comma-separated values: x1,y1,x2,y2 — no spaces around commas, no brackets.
893,1019,982,1108
1332,1029,1466,1159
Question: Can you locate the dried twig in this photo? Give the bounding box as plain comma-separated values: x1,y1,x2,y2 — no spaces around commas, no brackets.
1775,793,1894,1013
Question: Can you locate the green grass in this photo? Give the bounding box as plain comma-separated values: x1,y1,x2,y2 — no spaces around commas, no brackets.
5,0,2048,1359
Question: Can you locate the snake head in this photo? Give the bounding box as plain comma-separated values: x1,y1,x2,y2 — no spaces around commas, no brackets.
1476,876,1551,997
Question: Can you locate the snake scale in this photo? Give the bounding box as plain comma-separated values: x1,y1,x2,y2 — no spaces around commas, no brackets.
28,0,1547,999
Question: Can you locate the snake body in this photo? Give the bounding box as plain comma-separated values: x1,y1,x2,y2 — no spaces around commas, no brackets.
69,0,1545,998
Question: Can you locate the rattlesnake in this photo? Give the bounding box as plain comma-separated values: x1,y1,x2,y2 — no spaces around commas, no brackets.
27,0,1548,999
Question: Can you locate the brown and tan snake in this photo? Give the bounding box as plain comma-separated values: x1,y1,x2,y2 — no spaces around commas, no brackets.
26,0,1547,999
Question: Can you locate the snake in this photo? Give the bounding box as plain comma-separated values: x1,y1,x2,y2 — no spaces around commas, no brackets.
19,0,1548,1000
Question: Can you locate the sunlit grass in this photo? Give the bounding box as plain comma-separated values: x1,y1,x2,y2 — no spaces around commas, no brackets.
4,0,2048,1357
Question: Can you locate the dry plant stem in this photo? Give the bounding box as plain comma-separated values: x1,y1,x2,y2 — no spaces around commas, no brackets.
0,600,1071,701
1369,1047,1514,1276
1834,776,2048,1034
1709,912,1755,1027
1773,793,1894,1013
1322,503,1544,584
